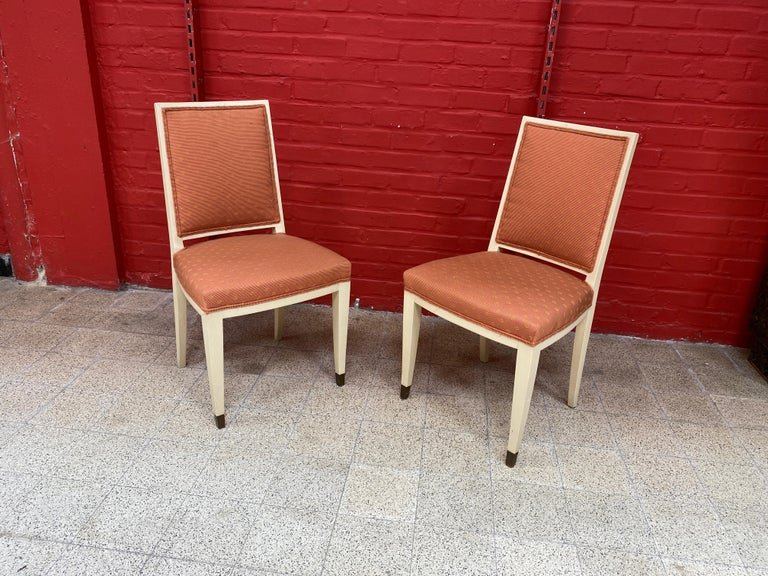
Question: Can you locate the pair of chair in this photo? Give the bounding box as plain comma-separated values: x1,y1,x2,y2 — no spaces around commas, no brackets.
154,100,638,467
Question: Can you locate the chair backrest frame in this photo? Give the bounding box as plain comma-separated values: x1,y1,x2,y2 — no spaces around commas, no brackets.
488,116,638,294
154,100,286,255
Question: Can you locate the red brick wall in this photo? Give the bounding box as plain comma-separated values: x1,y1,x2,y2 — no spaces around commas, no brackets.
551,1,768,344
0,206,8,253
89,0,768,345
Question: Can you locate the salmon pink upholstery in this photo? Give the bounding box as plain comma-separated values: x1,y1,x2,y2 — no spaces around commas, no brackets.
404,252,593,346
174,234,351,313
495,123,628,272
162,105,281,237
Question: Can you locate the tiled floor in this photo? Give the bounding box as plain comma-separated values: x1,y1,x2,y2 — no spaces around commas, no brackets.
1,277,767,576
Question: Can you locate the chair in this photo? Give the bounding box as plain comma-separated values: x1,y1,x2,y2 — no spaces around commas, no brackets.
400,116,638,467
154,100,351,428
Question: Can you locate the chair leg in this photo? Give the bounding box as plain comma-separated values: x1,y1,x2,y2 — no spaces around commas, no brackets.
201,315,226,429
274,307,285,341
400,291,421,400
479,336,489,363
568,309,595,408
172,273,188,368
332,282,350,387
505,346,540,467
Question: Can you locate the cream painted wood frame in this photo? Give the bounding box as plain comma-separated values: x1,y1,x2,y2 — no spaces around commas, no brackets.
155,100,350,429
401,116,638,467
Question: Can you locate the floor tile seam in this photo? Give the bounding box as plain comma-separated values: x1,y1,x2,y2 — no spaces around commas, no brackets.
317,415,366,575
16,350,99,388
79,484,192,559
143,550,245,574
406,403,431,576
43,542,156,575
701,488,763,572
18,359,107,425
602,414,668,560
628,465,744,568
143,490,218,561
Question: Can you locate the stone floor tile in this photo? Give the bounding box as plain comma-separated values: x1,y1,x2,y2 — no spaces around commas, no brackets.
663,559,749,576
421,428,490,477
0,536,65,576
0,380,62,422
624,453,702,497
425,364,485,397
323,515,412,576
578,547,665,576
490,437,562,488
53,432,144,484
119,438,212,492
46,546,147,575
263,453,348,512
11,476,110,541
364,386,427,427
496,536,582,576
142,557,234,576
189,445,278,502
425,394,487,435
717,504,768,569
238,505,334,575
642,494,741,564
354,420,424,470
595,381,664,418
609,415,683,456
285,412,359,463
411,525,496,576
556,445,631,494
566,490,655,554
339,464,418,522
77,486,185,553
669,421,752,464
493,480,572,542
417,470,494,533
712,395,768,429
157,497,260,564
548,409,616,450
241,374,312,413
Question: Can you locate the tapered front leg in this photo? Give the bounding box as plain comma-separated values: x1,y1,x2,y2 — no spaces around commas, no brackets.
505,346,540,467
332,282,351,386
201,314,225,429
400,291,422,400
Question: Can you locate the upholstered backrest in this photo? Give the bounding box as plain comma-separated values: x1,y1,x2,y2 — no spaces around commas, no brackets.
494,119,634,273
159,103,281,238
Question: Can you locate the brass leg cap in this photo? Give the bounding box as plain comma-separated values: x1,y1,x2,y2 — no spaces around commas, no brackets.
335,373,345,387
215,414,226,429
505,451,518,468
400,385,411,400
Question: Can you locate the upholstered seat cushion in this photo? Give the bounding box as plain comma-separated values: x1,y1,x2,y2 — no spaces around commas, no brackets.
174,234,351,313
404,251,593,346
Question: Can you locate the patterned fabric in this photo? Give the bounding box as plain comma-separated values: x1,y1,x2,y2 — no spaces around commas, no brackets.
163,105,281,237
404,252,593,346
174,234,351,313
495,123,628,272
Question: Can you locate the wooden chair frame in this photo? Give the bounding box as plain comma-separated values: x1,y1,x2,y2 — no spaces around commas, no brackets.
401,116,638,467
155,100,350,428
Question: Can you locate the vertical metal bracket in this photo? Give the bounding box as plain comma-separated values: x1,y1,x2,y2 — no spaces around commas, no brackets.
536,0,561,118
184,0,204,101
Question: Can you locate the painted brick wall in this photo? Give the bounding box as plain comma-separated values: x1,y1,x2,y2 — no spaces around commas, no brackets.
0,206,8,253
89,0,768,345
550,0,768,344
